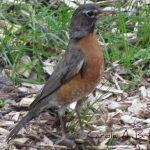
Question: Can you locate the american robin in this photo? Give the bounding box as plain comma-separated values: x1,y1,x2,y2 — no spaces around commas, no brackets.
7,4,111,142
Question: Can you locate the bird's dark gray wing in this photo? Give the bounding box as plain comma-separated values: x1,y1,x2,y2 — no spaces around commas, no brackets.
30,48,85,108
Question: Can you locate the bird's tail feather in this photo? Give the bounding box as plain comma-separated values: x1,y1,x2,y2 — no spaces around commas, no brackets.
7,107,38,142
7,94,57,142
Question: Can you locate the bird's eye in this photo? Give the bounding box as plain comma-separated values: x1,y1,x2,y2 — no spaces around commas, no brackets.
87,11,95,17
83,10,95,18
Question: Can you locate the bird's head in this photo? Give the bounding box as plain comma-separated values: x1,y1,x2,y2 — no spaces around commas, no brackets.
69,4,114,39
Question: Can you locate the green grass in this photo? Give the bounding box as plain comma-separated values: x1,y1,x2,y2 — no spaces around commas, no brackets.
0,0,149,85
0,0,72,84
97,2,150,83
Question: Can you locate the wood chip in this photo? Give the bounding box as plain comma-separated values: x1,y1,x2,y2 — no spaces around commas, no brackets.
0,127,9,135
0,120,14,127
19,97,35,107
121,115,143,125
11,112,20,121
13,137,29,144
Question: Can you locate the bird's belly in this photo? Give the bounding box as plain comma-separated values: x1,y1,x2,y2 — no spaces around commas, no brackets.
55,66,101,104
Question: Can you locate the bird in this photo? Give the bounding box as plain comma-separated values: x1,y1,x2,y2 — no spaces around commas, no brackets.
7,3,109,143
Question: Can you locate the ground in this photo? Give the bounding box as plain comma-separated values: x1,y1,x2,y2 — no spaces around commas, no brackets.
0,0,150,149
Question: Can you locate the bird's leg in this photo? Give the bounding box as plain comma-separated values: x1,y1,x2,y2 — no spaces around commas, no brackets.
56,106,76,147
75,99,84,134
59,115,66,139
58,106,67,139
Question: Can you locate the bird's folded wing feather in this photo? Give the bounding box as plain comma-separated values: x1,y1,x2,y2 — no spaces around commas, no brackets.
30,48,85,108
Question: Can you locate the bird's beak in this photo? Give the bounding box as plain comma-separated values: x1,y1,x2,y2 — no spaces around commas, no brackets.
96,9,116,18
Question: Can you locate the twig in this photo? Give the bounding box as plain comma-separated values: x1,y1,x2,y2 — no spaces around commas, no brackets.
14,143,70,150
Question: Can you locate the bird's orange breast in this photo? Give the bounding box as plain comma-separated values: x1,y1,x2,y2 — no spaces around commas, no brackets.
55,32,104,104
